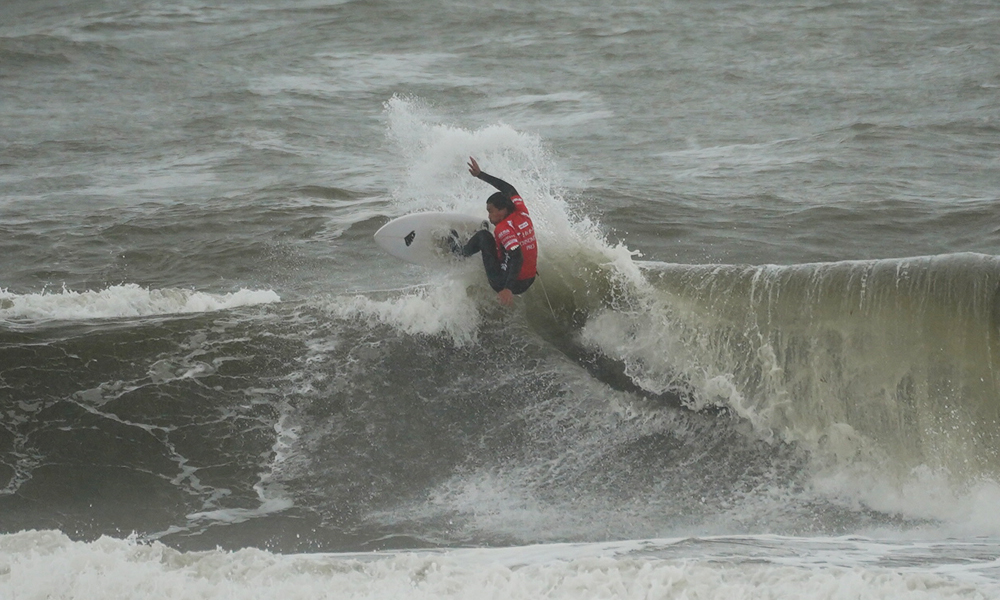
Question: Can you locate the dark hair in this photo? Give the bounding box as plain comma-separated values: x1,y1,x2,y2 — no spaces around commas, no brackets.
486,192,516,213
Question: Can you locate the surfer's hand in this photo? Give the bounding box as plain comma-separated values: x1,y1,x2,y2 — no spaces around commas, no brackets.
497,288,514,306
468,157,481,178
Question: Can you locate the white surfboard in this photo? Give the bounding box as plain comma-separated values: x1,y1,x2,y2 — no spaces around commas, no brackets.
374,211,489,266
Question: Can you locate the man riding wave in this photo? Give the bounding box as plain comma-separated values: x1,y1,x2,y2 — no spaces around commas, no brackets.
453,157,538,306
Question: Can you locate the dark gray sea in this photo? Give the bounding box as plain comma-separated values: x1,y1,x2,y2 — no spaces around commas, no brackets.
2,1,1000,597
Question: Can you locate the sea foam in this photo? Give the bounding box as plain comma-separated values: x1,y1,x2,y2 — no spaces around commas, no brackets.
0,531,994,600
0,284,280,321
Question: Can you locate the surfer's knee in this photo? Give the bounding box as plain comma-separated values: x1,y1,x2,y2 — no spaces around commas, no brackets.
511,277,535,295
462,229,494,257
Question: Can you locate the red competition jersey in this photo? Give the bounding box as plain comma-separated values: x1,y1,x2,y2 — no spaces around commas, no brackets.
493,196,537,280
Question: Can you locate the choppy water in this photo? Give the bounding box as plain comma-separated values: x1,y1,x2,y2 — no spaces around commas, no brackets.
3,0,1000,598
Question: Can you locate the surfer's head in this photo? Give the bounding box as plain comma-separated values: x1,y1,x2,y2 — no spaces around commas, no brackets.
486,192,515,225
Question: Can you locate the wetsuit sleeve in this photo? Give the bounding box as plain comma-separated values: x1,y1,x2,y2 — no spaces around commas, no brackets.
477,171,519,199
500,247,524,290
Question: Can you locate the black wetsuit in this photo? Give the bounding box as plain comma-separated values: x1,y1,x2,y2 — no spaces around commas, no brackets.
461,230,533,294
460,172,536,295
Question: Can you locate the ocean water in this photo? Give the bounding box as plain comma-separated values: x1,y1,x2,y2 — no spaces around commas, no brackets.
3,0,1000,598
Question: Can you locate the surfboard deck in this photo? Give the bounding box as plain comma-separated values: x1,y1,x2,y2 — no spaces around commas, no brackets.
374,211,489,266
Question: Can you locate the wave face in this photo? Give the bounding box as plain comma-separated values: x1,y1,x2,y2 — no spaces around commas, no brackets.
583,255,1000,516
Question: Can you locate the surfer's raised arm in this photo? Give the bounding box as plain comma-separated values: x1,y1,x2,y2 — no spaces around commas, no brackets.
468,157,519,200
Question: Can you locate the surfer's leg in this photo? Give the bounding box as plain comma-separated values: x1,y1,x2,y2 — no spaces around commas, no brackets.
463,231,507,291
479,248,507,292
460,230,521,293
508,276,534,295
459,229,493,258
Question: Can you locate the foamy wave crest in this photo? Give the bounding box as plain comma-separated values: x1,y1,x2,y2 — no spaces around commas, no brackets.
381,97,647,327
384,96,607,262
328,279,481,346
0,530,994,600
0,284,280,321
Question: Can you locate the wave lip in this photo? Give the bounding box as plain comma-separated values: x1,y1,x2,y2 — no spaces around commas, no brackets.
0,284,280,321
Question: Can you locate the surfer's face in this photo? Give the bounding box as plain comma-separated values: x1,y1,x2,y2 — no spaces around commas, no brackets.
486,203,510,225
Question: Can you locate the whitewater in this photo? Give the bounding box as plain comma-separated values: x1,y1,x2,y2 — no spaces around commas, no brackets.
3,0,1000,598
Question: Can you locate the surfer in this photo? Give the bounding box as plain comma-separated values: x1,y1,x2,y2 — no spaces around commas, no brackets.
453,157,538,306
